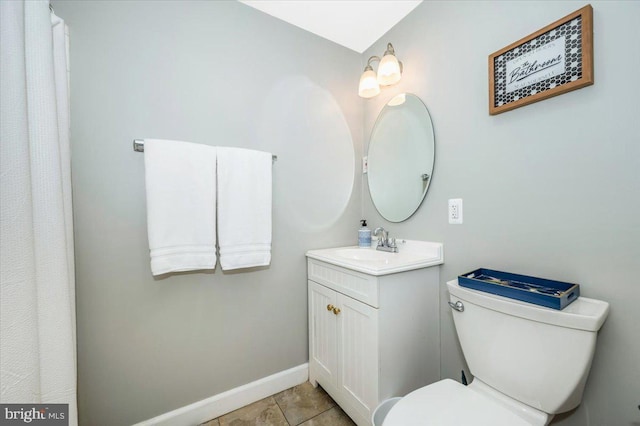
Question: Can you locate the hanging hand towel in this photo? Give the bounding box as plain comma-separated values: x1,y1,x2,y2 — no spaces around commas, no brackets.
217,147,272,270
144,139,217,275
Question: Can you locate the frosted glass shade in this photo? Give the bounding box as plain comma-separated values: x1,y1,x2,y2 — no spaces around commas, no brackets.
358,69,381,98
377,54,402,86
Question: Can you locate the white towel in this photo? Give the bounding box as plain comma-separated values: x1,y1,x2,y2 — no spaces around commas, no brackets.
217,147,272,270
144,139,217,275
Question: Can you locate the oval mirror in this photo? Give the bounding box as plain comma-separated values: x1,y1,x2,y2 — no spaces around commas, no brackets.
367,93,435,222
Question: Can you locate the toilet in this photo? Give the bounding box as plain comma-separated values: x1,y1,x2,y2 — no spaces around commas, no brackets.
382,279,609,426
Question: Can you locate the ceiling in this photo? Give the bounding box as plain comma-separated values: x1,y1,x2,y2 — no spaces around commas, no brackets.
239,0,423,53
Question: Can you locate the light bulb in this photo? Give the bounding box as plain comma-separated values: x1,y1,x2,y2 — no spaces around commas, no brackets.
387,93,406,106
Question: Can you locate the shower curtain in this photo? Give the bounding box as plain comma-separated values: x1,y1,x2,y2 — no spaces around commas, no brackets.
1,1,77,424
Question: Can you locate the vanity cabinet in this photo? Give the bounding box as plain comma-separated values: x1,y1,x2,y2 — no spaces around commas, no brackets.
307,258,441,426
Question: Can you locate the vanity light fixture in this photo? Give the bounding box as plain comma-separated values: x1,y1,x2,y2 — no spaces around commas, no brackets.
358,42,403,99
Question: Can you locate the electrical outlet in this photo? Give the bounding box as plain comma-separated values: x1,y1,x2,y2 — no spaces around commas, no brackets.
362,156,368,174
448,198,463,224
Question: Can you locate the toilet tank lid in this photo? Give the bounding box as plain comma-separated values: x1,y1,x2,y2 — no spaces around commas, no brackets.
447,279,609,331
383,379,532,426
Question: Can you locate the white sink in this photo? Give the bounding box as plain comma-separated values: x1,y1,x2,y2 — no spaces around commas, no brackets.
332,248,396,262
306,240,444,276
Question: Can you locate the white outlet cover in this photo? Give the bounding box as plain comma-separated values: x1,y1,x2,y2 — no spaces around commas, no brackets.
448,198,463,224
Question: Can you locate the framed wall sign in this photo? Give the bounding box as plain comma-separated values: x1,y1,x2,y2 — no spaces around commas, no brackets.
489,5,593,115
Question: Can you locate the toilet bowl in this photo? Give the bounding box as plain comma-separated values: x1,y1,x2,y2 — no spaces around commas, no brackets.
382,279,609,426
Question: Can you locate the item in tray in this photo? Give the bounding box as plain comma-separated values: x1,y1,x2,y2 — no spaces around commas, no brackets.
483,275,509,286
477,274,564,296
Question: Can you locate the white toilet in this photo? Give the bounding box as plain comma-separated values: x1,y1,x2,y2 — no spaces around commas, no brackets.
382,279,609,426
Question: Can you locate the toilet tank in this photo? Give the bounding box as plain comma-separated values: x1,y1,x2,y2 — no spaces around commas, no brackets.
447,279,609,414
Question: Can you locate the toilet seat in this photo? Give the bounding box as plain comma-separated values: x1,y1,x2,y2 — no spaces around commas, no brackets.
382,379,534,426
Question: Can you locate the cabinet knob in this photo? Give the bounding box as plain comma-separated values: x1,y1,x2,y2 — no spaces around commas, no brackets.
327,304,335,311
332,307,341,315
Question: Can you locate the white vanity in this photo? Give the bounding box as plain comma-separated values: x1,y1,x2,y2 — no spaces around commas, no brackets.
306,240,444,426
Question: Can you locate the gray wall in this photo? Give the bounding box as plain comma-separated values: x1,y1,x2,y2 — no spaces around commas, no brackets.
52,1,362,425
362,1,640,425
53,1,640,425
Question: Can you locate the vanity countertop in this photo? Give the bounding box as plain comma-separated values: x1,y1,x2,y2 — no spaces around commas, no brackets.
306,240,443,276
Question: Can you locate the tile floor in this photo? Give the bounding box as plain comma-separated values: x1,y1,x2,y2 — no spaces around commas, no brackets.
200,382,356,426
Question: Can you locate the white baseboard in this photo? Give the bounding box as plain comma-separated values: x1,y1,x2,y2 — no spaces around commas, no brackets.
134,363,309,426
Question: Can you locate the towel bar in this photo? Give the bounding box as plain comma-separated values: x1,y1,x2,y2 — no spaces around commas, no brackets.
132,139,277,161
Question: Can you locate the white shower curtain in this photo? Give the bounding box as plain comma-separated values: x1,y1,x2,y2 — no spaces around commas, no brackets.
1,1,77,425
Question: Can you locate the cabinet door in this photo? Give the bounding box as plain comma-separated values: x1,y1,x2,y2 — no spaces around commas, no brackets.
336,293,379,421
309,281,338,388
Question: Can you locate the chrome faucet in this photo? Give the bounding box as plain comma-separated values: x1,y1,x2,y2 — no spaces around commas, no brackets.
373,227,398,253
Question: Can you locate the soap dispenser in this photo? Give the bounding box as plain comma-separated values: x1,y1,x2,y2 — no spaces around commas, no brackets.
358,220,372,248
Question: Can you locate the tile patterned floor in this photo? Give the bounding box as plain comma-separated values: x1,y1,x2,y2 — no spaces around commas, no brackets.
200,382,356,426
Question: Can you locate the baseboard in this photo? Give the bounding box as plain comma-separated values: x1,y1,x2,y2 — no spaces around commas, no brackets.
133,363,309,426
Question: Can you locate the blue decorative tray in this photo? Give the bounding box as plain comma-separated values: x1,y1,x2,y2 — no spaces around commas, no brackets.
458,268,579,310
